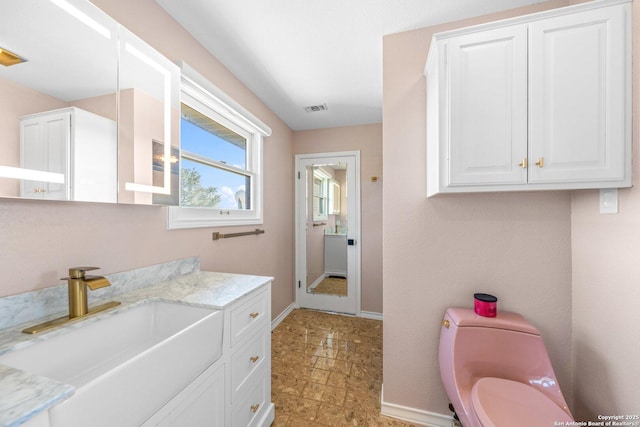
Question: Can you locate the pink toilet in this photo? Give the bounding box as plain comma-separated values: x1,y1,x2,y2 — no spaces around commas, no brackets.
438,308,573,426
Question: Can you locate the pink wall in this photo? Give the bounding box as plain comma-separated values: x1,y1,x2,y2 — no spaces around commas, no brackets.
382,1,575,416
294,124,383,314
570,1,640,420
0,0,295,321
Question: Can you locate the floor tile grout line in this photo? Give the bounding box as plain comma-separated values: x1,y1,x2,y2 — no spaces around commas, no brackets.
271,309,419,426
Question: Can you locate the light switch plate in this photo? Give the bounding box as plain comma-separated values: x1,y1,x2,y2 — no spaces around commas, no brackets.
599,188,618,214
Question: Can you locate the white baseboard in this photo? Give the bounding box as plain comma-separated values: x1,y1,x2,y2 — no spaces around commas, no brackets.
273,304,381,328
380,385,455,427
272,302,297,330
360,310,383,321
308,274,325,291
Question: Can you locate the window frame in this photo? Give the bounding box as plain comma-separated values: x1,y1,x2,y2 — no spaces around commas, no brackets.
312,168,331,221
168,63,271,229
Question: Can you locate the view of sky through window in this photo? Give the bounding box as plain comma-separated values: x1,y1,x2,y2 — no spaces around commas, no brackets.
181,117,249,209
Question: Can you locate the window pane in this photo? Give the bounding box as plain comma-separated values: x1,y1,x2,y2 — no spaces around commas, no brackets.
181,103,247,169
181,158,250,210
312,172,328,221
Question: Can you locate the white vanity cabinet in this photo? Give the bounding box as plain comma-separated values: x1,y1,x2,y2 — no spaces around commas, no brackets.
228,287,272,427
20,107,117,202
141,284,273,427
426,0,631,196
324,234,347,277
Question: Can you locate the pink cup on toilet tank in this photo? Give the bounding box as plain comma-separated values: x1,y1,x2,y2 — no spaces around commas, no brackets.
474,293,498,317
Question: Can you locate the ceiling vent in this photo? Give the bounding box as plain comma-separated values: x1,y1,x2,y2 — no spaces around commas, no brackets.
304,104,328,113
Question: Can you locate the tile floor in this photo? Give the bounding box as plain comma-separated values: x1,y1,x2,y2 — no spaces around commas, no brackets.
309,277,348,297
271,309,421,426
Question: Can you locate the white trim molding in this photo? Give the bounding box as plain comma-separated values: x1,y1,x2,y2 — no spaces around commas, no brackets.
271,302,297,331
381,386,456,427
167,62,269,229
360,311,383,321
177,61,271,137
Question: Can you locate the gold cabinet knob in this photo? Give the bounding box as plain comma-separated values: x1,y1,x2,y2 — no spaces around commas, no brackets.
250,403,260,413
518,158,527,168
442,319,450,329
250,355,259,363
250,312,259,319
535,157,544,168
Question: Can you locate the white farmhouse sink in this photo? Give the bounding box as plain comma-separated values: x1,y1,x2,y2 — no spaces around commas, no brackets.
0,301,223,427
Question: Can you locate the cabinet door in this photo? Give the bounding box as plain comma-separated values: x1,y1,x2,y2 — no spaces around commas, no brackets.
20,113,69,200
142,362,225,427
20,120,45,198
448,25,528,186
324,234,347,276
528,5,630,184
44,113,70,200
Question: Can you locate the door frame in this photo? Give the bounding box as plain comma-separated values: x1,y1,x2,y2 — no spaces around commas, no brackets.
294,151,361,315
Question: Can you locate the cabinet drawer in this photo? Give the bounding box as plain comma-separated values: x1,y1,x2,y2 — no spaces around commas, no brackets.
231,328,267,401
230,290,268,348
231,368,269,427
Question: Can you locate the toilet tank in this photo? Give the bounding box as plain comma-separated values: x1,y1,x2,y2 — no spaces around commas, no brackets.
439,308,569,415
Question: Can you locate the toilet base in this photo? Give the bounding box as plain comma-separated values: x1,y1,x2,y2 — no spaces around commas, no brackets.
448,403,462,426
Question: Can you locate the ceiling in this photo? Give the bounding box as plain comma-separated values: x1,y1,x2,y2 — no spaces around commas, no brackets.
156,0,548,131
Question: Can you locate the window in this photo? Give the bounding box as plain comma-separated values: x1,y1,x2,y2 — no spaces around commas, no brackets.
168,63,271,229
312,168,330,221
180,103,251,210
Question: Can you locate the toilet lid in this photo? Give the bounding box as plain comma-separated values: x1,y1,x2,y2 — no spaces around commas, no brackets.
471,377,573,427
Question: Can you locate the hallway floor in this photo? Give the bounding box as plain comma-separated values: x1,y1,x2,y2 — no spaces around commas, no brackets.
271,309,421,426
309,277,348,296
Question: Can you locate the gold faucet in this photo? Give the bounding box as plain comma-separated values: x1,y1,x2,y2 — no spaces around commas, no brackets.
65,267,113,318
22,267,120,334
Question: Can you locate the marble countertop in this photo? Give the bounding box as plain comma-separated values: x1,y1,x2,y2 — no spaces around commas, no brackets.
0,270,272,427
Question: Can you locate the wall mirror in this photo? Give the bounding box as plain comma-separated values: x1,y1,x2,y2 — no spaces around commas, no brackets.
306,163,348,297
0,0,179,205
118,26,180,205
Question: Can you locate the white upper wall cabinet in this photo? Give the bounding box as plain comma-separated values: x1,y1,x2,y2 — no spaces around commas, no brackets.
20,107,117,202
425,0,632,197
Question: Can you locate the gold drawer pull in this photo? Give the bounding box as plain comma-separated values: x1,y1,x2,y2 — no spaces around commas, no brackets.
250,355,259,363
518,158,527,168
442,319,450,329
250,403,260,413
250,312,259,319
535,157,544,168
